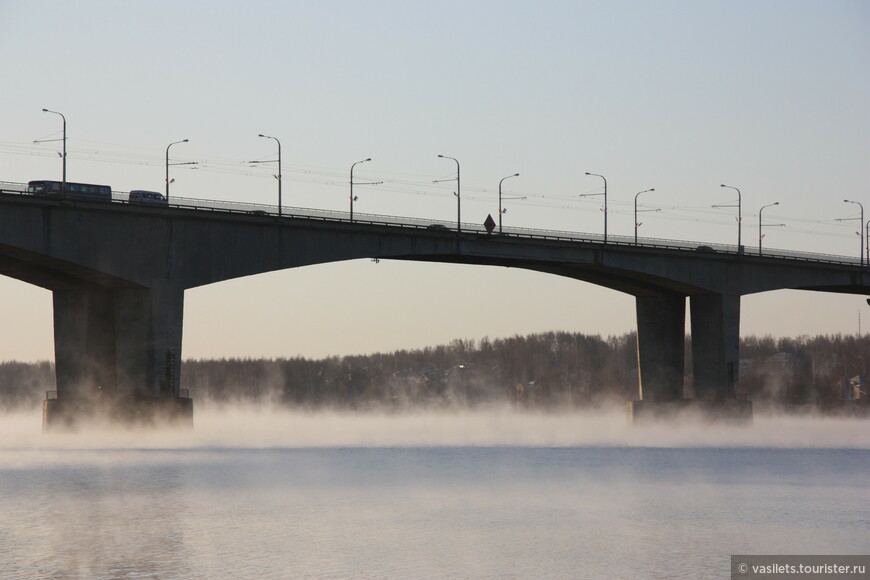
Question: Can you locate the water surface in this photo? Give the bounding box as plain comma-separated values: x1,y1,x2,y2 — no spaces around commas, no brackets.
1,409,867,579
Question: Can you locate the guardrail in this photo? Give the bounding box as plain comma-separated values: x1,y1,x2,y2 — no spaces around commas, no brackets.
0,182,27,192
0,184,864,268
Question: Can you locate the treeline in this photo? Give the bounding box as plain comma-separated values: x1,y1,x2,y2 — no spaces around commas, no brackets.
0,361,55,410
1,332,867,411
183,332,638,410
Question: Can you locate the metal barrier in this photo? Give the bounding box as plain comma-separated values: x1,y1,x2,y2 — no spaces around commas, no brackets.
0,182,26,192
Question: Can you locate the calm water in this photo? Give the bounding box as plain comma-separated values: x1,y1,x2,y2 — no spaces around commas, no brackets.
0,410,868,579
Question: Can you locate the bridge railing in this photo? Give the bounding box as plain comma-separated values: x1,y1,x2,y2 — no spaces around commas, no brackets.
0,184,863,268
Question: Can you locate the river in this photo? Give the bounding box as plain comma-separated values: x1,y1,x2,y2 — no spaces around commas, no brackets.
1,408,867,579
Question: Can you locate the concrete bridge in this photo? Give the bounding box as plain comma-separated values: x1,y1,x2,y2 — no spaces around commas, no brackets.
0,189,867,427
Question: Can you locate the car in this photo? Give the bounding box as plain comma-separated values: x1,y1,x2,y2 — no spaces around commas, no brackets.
129,190,168,205
427,224,449,231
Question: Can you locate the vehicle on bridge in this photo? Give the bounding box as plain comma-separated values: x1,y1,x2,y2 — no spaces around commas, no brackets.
27,180,112,201
129,190,168,205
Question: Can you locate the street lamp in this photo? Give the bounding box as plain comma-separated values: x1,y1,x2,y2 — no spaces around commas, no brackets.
257,134,282,216
350,158,369,222
498,173,519,233
758,202,782,256
165,139,189,201
842,199,865,268
349,158,382,222
633,188,655,245
41,108,66,197
583,172,607,242
865,219,870,266
435,155,461,232
719,184,742,252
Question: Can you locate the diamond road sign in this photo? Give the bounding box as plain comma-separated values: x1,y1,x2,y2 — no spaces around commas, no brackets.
484,214,496,233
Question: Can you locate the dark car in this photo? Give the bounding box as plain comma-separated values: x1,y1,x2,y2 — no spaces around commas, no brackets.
129,190,168,205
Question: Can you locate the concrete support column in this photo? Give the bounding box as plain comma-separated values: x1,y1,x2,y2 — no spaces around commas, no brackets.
690,293,741,399
147,284,185,398
53,287,118,398
53,285,185,397
635,293,686,401
113,287,154,396
47,284,190,428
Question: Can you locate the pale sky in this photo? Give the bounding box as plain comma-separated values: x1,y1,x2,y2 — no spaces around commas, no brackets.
1,0,868,361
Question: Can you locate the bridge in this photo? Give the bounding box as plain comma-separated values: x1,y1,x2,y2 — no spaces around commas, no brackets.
0,184,867,427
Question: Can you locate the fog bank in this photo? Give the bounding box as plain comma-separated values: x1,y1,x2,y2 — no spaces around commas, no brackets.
0,406,867,452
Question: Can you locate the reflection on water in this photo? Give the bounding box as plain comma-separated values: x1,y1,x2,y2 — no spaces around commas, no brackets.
3,458,191,579
0,409,868,579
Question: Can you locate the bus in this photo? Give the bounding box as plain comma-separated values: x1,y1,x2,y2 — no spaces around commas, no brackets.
27,180,112,201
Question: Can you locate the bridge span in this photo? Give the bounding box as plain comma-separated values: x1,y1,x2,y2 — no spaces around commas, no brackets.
0,188,866,427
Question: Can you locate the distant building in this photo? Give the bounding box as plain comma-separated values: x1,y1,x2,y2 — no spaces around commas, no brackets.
515,381,535,405
847,375,866,401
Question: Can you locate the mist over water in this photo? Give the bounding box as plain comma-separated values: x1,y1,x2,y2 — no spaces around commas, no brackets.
1,406,868,451
2,408,868,579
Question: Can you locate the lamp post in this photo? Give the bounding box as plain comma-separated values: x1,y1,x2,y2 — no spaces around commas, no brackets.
720,184,742,252
843,199,865,268
165,139,189,201
257,134,282,216
350,158,369,221
583,172,607,242
866,219,870,266
348,158,381,222
498,173,519,233
436,155,461,232
633,188,655,245
41,108,66,197
758,202,780,256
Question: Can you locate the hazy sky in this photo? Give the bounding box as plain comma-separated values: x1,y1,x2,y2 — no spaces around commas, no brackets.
1,0,869,361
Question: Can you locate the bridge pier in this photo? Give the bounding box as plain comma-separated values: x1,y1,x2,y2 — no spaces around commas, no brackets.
52,287,118,399
43,284,192,430
690,293,741,399
628,291,751,423
634,292,685,401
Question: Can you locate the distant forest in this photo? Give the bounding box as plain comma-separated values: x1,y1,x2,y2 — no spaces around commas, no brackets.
1,332,867,412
